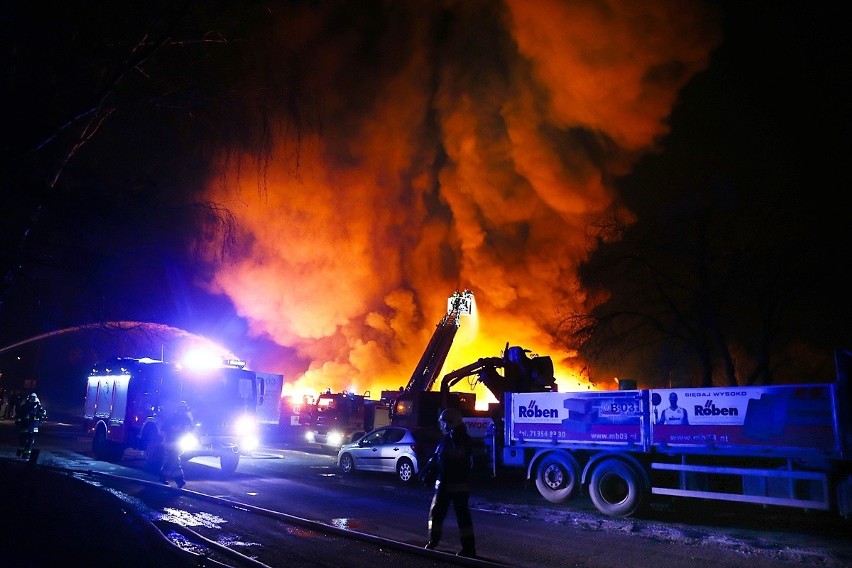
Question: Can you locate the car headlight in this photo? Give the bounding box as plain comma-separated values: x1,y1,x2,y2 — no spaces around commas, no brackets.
327,431,343,447
178,432,200,454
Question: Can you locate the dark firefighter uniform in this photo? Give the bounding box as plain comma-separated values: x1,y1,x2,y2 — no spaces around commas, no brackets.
159,401,194,488
421,407,477,558
16,393,47,459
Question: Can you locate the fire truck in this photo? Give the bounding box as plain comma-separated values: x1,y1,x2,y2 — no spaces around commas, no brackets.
442,347,852,518
83,355,260,475
389,289,475,429
302,390,391,449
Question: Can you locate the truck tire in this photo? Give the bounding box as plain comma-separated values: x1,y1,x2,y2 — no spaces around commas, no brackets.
396,457,415,483
220,451,240,475
588,458,647,517
92,425,109,460
141,425,164,473
91,425,124,462
535,453,580,503
145,443,165,473
105,441,125,462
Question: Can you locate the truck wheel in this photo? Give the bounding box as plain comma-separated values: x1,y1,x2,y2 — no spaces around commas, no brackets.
588,458,647,517
220,452,240,475
535,454,580,503
105,441,125,462
92,426,109,460
397,457,415,483
339,453,355,475
145,444,165,473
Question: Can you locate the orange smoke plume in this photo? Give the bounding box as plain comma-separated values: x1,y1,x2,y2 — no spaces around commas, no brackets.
202,1,721,405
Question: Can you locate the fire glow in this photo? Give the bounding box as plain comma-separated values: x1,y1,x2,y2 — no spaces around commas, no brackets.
199,1,721,407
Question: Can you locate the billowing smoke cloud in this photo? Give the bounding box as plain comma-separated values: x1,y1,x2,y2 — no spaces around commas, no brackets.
202,0,721,403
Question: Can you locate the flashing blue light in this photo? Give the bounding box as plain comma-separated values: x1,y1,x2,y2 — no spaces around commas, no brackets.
180,348,224,370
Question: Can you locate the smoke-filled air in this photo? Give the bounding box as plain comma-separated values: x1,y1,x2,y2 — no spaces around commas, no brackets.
201,0,722,406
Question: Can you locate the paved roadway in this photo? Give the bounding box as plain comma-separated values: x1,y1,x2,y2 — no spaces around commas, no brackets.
1,417,850,568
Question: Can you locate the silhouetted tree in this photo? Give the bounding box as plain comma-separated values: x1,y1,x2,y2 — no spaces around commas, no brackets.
555,2,850,388
1,1,312,345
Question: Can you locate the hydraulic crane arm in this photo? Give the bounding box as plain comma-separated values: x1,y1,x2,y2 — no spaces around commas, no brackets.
440,343,558,402
440,357,505,394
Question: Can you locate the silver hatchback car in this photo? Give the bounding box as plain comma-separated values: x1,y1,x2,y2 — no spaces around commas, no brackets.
336,426,442,483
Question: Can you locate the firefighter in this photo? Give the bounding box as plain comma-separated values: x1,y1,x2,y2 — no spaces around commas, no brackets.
420,407,477,558
158,401,194,488
16,392,47,460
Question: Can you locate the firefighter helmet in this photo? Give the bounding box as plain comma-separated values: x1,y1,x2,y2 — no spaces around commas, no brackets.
439,407,463,429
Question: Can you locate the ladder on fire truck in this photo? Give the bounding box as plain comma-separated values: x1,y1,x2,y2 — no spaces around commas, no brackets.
402,289,474,394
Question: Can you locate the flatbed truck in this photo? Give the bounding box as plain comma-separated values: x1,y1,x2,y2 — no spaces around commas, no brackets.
445,348,852,518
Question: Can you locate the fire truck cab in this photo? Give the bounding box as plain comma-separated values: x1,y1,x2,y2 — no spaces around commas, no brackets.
304,390,365,448
83,355,260,475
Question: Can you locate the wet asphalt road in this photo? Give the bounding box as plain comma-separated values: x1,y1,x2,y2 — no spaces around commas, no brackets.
1,417,850,568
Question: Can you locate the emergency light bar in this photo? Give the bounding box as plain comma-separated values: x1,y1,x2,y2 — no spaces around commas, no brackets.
180,349,246,371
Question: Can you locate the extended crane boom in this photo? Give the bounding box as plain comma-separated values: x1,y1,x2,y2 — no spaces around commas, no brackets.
389,290,474,428
402,289,474,394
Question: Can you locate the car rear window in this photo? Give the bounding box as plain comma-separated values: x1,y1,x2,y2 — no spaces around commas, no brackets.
385,428,405,443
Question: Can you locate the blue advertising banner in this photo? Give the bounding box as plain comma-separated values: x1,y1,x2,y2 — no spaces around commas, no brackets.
510,391,643,444
650,384,838,451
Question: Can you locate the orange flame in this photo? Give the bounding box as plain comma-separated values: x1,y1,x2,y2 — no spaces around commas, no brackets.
201,1,721,405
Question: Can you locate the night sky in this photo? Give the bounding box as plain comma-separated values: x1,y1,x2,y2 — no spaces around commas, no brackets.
1,1,849,404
